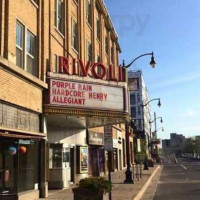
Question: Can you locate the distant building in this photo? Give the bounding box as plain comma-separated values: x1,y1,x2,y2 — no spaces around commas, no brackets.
195,136,200,140
162,133,185,154
128,71,151,152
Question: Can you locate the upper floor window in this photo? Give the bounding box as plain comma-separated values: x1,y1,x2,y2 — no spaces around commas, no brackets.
16,23,24,68
73,0,78,4
32,0,38,4
86,0,92,26
26,31,37,76
111,46,114,63
130,94,136,105
55,0,64,34
96,55,101,75
137,94,140,102
87,41,92,61
54,54,59,73
105,35,109,55
131,107,136,118
96,17,100,40
16,21,37,77
138,106,141,115
72,19,78,51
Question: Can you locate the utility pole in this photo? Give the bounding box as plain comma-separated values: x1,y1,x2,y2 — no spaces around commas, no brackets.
154,112,158,158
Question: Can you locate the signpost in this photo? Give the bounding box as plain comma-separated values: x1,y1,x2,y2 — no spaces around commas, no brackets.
104,125,113,200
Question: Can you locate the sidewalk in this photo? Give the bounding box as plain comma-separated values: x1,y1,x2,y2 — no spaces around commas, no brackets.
38,165,160,200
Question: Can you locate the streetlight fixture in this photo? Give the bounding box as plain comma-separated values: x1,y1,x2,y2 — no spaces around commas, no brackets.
150,116,163,124
123,52,156,69
123,52,157,183
142,98,161,108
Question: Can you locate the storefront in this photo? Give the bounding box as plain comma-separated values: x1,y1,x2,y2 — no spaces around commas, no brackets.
87,131,105,176
44,56,129,189
0,101,46,200
0,136,41,197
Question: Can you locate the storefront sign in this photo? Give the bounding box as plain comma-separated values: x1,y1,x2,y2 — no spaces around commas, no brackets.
88,132,104,146
59,56,126,82
104,125,113,151
48,79,124,111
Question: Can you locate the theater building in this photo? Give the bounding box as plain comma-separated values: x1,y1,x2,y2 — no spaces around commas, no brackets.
0,0,132,199
43,0,130,191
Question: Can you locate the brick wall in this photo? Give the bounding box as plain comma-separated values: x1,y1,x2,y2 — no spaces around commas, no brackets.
0,66,43,113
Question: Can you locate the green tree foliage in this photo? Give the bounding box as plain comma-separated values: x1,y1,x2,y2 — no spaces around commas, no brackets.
182,138,200,154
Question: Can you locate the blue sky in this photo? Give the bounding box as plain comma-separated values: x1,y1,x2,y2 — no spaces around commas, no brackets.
104,0,200,139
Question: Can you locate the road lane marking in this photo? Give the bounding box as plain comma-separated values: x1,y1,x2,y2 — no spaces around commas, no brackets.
133,165,161,200
180,165,187,170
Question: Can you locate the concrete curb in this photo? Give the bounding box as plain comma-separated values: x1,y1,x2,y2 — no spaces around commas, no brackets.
133,165,161,200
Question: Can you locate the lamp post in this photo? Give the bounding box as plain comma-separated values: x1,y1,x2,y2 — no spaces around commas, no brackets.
142,98,161,147
141,98,161,170
149,112,163,159
123,52,156,183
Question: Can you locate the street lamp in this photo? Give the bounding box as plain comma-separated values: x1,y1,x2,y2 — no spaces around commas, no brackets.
123,52,157,183
150,117,163,124
123,52,156,69
149,112,163,159
142,98,161,107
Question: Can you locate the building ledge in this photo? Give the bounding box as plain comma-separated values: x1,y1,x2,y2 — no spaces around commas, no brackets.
0,56,48,89
0,125,46,137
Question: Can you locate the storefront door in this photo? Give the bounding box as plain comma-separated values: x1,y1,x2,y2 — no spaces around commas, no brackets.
0,138,17,195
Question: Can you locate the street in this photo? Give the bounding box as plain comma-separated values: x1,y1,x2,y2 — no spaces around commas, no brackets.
145,156,200,200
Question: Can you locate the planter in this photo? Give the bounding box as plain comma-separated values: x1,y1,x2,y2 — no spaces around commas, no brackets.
72,187,104,200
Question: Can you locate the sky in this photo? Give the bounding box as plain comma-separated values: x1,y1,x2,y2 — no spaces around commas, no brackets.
104,0,200,139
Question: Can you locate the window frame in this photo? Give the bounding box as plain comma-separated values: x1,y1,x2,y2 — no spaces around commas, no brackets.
55,0,64,34
72,19,79,52
87,40,92,62
86,0,92,26
96,17,100,41
105,34,109,55
131,106,136,118
26,30,37,76
16,20,38,77
16,22,25,69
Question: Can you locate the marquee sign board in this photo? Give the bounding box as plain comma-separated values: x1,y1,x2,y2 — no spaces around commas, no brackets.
48,79,125,112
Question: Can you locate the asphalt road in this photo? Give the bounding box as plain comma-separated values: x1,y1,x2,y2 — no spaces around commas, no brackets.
153,156,200,200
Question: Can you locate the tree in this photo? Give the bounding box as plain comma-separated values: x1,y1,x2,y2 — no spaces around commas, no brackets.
182,138,200,154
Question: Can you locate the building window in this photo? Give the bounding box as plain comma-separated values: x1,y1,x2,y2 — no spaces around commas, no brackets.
16,22,24,68
138,120,142,129
111,46,114,64
96,17,100,40
73,0,78,4
87,41,92,61
131,107,136,118
96,55,101,75
137,94,140,102
26,31,37,76
54,54,59,73
32,0,38,4
16,21,38,77
138,106,141,115
72,19,78,51
105,34,109,55
55,0,64,33
130,94,136,105
86,0,92,26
